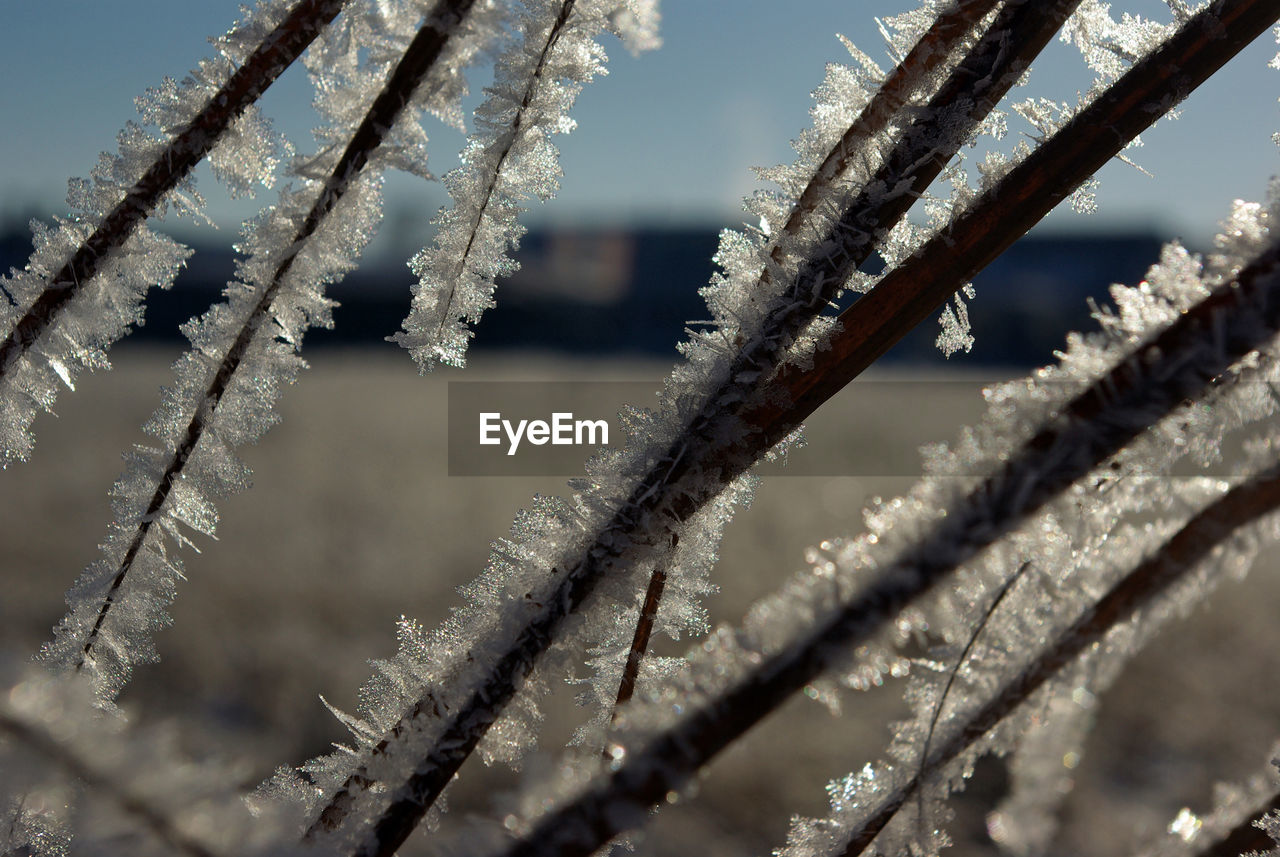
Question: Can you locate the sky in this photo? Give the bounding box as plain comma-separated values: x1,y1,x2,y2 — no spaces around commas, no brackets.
1,1,1277,260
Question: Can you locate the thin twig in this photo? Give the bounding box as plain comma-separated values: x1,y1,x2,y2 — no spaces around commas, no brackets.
0,0,346,377
914,561,1028,842
492,228,1280,857
73,0,477,673
430,0,579,343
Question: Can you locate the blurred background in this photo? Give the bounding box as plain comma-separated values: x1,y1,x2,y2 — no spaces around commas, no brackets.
3,2,1280,855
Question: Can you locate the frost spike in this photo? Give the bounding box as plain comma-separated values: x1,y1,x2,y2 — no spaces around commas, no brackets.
63,0,479,690
0,0,345,379
483,234,1280,857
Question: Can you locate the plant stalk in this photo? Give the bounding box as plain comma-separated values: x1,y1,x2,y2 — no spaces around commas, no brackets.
348,7,1083,851
0,0,346,377
494,228,1280,857
74,0,477,675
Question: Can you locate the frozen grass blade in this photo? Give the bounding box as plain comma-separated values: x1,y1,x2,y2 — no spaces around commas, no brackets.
0,0,345,379
45,0,480,702
485,230,1280,857
395,0,642,370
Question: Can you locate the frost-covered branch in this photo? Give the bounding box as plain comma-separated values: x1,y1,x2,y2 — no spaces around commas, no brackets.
0,0,343,464
476,226,1280,857
394,0,657,370
40,0,487,704
301,6,1077,843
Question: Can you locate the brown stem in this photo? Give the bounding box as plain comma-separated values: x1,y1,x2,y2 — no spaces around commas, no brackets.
0,0,346,377
611,0,1000,729
493,199,1280,857
607,534,673,734
74,0,477,676
342,8,1079,852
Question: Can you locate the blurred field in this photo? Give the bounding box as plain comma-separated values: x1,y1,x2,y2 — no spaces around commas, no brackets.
4,346,1280,856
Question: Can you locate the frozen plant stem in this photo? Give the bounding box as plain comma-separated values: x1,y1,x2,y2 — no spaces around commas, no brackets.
612,0,1001,723
746,0,1280,460
71,0,477,677
493,232,1280,857
0,0,346,377
429,0,577,347
834,464,1280,857
344,7,1082,849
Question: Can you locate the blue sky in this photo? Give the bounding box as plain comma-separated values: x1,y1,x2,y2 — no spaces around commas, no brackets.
1,1,1277,258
